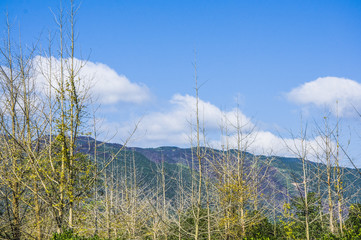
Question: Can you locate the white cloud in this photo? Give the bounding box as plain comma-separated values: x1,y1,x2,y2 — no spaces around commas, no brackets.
123,94,254,147
116,93,331,161
98,92,342,164
249,132,335,160
33,56,150,104
210,130,339,164
287,77,361,116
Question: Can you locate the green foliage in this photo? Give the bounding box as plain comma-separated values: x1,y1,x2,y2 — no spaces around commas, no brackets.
179,207,209,239
168,207,220,240
342,203,361,239
245,211,278,240
51,229,101,240
290,192,324,239
279,202,296,239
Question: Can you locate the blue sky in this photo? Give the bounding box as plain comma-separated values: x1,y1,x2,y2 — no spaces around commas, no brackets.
2,0,361,165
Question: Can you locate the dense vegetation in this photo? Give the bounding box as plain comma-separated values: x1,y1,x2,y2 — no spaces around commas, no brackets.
1,1,361,239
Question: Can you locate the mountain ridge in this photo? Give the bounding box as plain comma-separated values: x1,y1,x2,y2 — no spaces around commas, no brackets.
77,136,361,204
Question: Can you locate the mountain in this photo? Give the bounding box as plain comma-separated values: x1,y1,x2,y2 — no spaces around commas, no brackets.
76,136,361,204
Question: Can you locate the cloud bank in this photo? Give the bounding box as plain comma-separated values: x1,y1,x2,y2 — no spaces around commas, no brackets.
127,94,254,147
2,56,345,164
119,94,330,162
34,56,150,104
287,76,361,116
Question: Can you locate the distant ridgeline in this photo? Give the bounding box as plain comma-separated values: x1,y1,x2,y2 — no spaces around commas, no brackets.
77,136,361,205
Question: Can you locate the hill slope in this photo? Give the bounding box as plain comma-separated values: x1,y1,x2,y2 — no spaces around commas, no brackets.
77,136,361,204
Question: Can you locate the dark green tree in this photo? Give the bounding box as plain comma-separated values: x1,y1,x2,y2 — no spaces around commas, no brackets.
343,203,361,239
290,192,324,239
